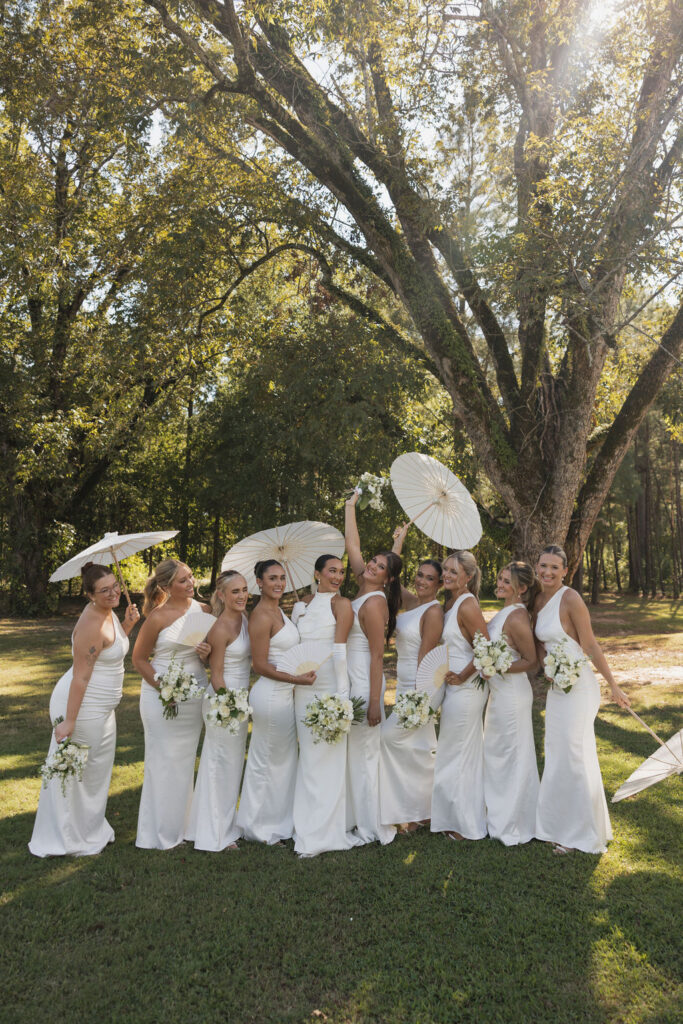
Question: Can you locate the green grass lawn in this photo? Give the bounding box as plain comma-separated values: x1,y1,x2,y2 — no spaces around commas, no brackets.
1,599,681,1023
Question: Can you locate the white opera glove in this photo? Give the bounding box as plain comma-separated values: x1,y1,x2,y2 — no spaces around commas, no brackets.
333,643,350,699
291,601,307,627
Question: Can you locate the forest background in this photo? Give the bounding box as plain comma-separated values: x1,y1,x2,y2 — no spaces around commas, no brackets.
1,0,682,613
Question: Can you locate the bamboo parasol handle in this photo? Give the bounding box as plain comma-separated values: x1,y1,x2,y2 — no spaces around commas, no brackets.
281,559,300,601
109,547,132,608
406,498,438,530
625,706,683,765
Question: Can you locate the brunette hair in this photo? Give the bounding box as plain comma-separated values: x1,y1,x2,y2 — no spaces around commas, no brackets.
81,562,114,596
376,550,402,640
445,549,481,597
254,559,284,581
314,553,343,575
540,544,568,568
505,561,541,611
417,558,443,581
211,570,244,616
142,558,184,616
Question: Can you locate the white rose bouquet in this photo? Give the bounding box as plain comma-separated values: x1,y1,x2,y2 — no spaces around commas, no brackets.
40,717,90,796
543,640,588,693
156,655,204,719
303,694,366,744
472,631,514,689
393,691,436,729
205,686,252,734
346,472,390,511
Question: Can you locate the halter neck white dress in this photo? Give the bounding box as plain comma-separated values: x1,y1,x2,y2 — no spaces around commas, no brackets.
136,599,209,850
431,593,488,839
380,601,440,826
346,591,396,845
29,612,128,857
483,604,539,845
187,614,250,851
293,592,362,856
237,610,300,844
535,587,612,853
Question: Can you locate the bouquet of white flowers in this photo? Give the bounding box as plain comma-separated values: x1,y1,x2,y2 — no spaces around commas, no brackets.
472,631,514,689
205,686,252,734
346,472,390,511
393,690,436,729
156,655,204,719
543,640,588,693
303,694,366,744
40,717,90,796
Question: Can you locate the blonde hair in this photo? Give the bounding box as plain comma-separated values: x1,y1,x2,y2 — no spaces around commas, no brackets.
505,561,541,611
211,570,243,616
445,549,481,597
142,558,183,616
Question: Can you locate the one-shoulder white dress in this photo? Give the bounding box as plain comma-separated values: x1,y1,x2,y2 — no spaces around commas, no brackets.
136,599,208,850
346,592,396,845
237,611,299,844
431,593,488,839
187,614,250,851
483,604,539,845
29,612,128,857
379,601,439,826
535,587,612,853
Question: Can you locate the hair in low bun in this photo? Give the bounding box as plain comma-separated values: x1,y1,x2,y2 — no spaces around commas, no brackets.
81,562,113,596
211,570,242,616
446,550,481,597
143,558,183,616
505,561,541,611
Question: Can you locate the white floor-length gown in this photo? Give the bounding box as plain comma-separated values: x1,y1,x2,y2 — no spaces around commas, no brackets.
186,614,250,851
346,592,396,845
136,599,208,850
483,604,539,845
431,593,488,839
29,613,128,857
293,592,362,856
236,611,299,844
379,601,439,825
535,587,613,853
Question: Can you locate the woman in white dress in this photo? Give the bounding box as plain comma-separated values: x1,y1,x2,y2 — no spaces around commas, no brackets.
344,492,401,845
483,561,540,846
534,545,630,854
187,571,250,852
133,559,212,850
237,560,316,844
29,563,140,857
431,550,490,841
291,555,362,856
379,541,443,831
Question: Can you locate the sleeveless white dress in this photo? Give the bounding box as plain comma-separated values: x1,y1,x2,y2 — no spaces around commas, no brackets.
483,604,539,845
346,592,396,845
431,593,488,839
535,587,613,853
379,601,439,825
293,592,362,856
186,614,250,851
29,612,128,857
136,599,209,850
237,611,299,844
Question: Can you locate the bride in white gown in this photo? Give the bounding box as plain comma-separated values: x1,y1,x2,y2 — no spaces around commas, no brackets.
133,559,212,850
187,571,251,852
237,560,316,844
30,563,139,857
291,555,362,856
534,545,630,854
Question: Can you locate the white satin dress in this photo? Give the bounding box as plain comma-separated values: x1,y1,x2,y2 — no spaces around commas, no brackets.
186,614,250,851
431,593,488,839
379,601,439,826
236,611,299,844
29,613,128,857
136,599,209,850
346,592,396,845
535,586,613,853
483,604,539,845
293,592,362,856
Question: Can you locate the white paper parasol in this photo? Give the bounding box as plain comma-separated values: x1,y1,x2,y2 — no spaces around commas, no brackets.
221,521,345,596
164,611,217,647
415,645,450,711
611,716,683,802
49,530,178,606
277,641,331,677
390,453,482,549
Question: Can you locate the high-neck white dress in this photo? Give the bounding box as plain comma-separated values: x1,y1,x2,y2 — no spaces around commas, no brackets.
29,612,128,857
236,610,300,844
535,586,612,853
187,614,251,851
292,592,362,856
136,599,209,850
431,593,488,839
379,601,439,826
483,604,539,845
346,591,396,845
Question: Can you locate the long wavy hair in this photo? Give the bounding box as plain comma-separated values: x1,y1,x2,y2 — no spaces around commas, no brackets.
505,561,541,611
376,550,402,640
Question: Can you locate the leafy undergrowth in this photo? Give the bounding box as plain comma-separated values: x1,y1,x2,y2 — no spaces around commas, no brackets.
1,600,681,1024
